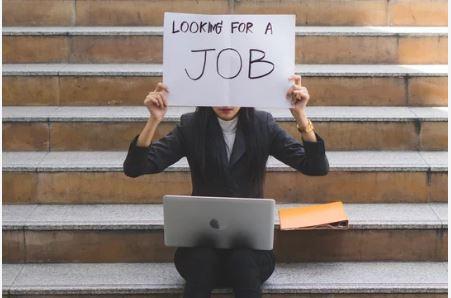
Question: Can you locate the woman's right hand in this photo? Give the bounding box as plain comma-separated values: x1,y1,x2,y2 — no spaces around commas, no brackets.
144,82,169,122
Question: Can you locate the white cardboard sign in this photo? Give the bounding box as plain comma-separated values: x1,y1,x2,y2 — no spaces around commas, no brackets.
163,12,295,108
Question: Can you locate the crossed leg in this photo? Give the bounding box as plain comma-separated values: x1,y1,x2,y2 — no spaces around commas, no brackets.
222,247,276,298
174,246,222,298
174,246,276,298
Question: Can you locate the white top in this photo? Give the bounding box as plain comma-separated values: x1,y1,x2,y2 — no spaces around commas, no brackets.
217,116,238,162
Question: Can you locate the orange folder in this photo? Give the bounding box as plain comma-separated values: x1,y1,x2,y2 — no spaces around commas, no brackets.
278,201,349,230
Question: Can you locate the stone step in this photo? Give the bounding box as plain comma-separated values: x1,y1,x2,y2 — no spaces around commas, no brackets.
3,106,447,151
3,63,447,106
3,203,447,263
3,262,447,297
3,26,447,64
3,0,447,26
2,151,447,204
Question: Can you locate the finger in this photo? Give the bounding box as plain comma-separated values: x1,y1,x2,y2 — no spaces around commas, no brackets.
293,92,308,103
286,85,295,98
288,74,302,87
145,93,155,105
160,83,169,93
293,90,304,96
158,93,167,108
154,83,160,92
158,85,169,94
295,89,309,98
159,94,167,108
288,74,300,81
161,93,169,107
156,94,164,108
154,82,165,92
292,90,303,101
293,89,306,94
153,97,161,108
287,91,297,103
154,96,163,108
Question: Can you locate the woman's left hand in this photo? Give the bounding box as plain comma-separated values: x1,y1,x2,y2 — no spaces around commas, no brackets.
286,74,309,118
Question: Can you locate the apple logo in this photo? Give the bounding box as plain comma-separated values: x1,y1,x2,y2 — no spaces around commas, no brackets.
209,218,220,229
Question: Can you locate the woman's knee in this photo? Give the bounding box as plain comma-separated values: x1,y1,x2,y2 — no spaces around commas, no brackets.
174,246,222,284
224,248,261,286
260,250,276,282
224,248,275,285
226,247,256,266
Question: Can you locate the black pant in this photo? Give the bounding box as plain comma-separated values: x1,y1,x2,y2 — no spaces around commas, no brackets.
174,246,276,298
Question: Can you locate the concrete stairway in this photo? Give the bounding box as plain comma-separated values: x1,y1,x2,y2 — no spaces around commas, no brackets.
3,0,448,26
3,64,448,106
3,262,447,296
2,150,448,203
3,106,448,151
3,203,447,263
3,26,448,64
2,0,448,297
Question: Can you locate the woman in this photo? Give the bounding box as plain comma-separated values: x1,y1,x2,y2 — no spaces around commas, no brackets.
123,74,329,298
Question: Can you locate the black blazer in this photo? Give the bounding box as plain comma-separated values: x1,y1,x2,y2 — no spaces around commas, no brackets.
123,110,329,198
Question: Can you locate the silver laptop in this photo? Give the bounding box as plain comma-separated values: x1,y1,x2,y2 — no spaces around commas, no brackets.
163,195,275,250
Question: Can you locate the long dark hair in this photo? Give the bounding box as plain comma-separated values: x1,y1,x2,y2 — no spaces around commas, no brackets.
192,107,267,196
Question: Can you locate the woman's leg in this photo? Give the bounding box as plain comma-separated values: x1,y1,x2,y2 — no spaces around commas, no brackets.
223,247,276,298
174,246,222,298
